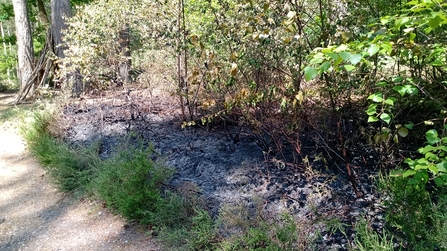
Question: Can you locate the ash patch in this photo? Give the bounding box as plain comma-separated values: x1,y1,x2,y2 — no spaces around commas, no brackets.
59,89,385,250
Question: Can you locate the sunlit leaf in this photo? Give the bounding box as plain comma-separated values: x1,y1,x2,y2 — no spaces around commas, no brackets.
380,113,391,124
368,44,380,56
426,129,440,145
344,65,356,72
350,54,362,65
339,52,351,61
402,169,416,178
366,104,377,115
368,116,379,122
304,66,318,81
367,92,383,102
390,170,403,177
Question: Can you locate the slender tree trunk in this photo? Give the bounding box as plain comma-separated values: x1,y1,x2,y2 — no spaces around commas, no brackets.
36,0,49,25
118,23,131,83
51,0,71,59
12,0,34,91
1,22,6,55
50,0,81,94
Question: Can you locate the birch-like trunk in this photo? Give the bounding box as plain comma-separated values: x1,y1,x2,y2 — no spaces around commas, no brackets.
12,0,34,91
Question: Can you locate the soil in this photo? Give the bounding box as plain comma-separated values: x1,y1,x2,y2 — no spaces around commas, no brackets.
0,85,387,250
58,87,387,249
0,94,161,251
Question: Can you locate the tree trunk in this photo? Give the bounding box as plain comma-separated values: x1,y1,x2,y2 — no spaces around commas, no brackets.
50,0,82,95
36,0,49,25
12,0,34,92
51,0,71,59
118,23,131,83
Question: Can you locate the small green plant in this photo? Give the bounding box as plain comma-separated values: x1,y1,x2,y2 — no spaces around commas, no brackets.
392,126,447,188
189,209,218,250
91,143,173,222
352,217,397,251
379,174,447,250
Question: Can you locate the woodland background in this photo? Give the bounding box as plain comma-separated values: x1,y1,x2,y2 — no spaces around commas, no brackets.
1,0,447,250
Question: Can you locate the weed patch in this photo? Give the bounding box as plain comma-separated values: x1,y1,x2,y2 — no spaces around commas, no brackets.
379,175,447,250
91,143,173,222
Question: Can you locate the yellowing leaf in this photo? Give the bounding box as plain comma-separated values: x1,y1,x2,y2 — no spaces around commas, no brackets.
398,127,409,137
230,63,238,76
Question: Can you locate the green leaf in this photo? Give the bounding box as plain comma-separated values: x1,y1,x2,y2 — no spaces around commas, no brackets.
434,176,446,186
375,81,387,87
380,113,391,124
366,104,377,115
428,165,439,174
350,54,362,65
403,169,416,178
428,14,443,29
436,162,447,172
319,61,331,72
325,52,339,61
344,65,356,72
430,59,443,66
367,92,383,102
398,127,409,137
426,129,440,145
304,66,318,81
404,123,414,129
393,84,419,96
339,52,351,61
384,97,397,106
390,169,404,177
419,145,437,154
368,44,380,56
392,76,404,82
334,44,348,52
368,116,379,122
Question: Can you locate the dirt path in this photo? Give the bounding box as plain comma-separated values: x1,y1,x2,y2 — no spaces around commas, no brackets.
0,94,160,251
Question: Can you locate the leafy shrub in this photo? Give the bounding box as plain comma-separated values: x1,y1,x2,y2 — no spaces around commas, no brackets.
91,143,173,222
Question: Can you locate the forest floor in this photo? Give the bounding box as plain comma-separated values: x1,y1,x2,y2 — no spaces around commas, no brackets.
0,85,387,250
0,93,161,251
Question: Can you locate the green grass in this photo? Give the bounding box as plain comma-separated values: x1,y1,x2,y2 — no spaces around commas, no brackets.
352,218,397,251
377,175,447,250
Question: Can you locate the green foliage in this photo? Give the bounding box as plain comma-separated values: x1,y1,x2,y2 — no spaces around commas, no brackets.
60,0,158,88
23,111,100,192
189,209,218,250
352,218,397,251
392,126,447,188
91,143,173,222
0,3,13,21
379,175,447,250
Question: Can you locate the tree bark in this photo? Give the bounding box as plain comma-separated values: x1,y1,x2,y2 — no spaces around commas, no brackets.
36,0,49,25
50,0,83,95
51,0,71,59
12,0,34,91
118,23,131,83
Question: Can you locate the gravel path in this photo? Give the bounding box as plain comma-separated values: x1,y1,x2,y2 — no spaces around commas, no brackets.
0,94,160,251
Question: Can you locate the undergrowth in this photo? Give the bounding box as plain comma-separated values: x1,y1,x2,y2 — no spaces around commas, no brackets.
23,108,447,250
379,176,447,250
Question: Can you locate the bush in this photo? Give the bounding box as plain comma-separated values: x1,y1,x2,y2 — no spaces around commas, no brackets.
91,143,173,222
